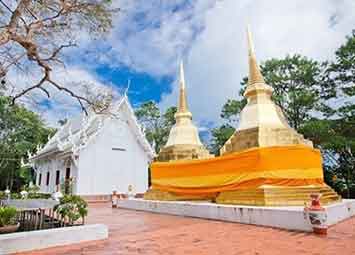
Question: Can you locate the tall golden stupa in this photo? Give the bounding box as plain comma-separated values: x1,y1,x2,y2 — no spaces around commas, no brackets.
220,27,313,155
157,61,212,162
215,27,341,205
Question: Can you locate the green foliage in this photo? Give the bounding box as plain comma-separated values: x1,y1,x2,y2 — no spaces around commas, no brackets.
0,96,55,191
0,192,4,200
25,185,40,194
27,193,51,199
329,30,355,87
221,99,246,123
9,193,21,199
55,195,88,225
135,101,161,123
0,207,17,227
210,124,235,155
301,117,355,198
135,101,177,153
0,190,50,200
312,31,355,198
61,178,74,195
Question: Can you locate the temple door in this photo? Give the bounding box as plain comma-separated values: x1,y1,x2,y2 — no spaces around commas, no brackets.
64,167,71,194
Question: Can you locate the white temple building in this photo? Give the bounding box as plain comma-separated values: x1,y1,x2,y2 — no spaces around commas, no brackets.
29,95,155,201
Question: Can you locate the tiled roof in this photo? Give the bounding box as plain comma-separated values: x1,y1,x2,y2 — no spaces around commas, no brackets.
31,96,155,160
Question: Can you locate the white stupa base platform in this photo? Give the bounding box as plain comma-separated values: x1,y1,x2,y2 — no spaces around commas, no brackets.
117,199,355,232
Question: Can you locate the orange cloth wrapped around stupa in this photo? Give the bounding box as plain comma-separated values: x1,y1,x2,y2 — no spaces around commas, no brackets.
151,145,323,196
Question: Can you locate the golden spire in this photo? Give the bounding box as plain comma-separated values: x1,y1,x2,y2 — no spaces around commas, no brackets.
178,60,189,113
247,25,265,85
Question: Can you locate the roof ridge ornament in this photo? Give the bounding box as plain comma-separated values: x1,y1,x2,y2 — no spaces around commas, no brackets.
124,79,131,98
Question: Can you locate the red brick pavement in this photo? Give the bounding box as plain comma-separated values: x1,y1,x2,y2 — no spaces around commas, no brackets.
16,203,355,255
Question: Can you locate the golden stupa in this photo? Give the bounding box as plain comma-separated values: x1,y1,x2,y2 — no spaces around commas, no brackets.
220,27,313,155
157,61,212,162
215,27,340,205
145,27,341,206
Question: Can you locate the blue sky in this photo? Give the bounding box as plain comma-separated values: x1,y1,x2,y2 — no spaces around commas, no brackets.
26,0,355,132
95,65,174,107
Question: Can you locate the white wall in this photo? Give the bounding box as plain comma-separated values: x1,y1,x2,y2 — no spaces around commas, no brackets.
34,157,78,194
35,159,60,194
76,116,149,196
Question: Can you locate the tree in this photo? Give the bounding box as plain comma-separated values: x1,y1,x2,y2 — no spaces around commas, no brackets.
0,95,54,191
301,31,355,198
0,0,116,112
209,124,235,156
301,111,354,198
135,101,176,154
220,99,246,124
329,29,355,91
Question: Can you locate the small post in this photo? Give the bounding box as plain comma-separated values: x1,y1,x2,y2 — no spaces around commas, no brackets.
127,185,134,199
39,209,44,230
52,185,63,201
4,187,10,201
20,190,28,199
34,209,39,230
112,190,118,208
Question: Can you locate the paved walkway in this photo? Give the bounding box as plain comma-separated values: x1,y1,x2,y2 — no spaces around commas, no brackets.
18,203,355,255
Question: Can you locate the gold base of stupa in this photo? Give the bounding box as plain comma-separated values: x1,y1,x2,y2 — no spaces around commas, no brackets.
144,185,341,206
157,144,213,162
220,126,313,155
216,185,341,206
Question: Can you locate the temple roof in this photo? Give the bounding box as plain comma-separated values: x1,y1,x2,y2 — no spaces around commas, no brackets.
31,96,155,161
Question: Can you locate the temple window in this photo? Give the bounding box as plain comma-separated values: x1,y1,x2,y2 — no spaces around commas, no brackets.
46,172,50,186
65,168,70,179
65,167,71,194
56,170,60,185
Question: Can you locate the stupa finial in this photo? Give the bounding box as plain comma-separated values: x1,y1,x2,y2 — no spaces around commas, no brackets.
179,60,185,90
247,24,255,56
178,60,189,113
247,25,265,86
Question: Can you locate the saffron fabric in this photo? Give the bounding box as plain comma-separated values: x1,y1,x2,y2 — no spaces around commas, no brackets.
150,145,325,195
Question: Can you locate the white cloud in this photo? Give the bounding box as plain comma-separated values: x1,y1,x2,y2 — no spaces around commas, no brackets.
91,0,216,76
159,0,355,126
